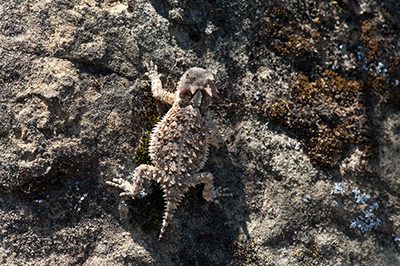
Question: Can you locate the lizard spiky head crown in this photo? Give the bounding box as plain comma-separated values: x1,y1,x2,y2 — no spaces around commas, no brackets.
177,67,218,98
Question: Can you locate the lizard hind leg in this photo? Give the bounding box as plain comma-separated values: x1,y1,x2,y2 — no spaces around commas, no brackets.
190,172,233,204
106,164,161,198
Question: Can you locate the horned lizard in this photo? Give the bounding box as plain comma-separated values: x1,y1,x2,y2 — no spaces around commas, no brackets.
107,61,232,239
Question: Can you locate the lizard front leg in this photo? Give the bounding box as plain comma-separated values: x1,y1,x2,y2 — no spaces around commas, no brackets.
144,61,177,105
206,118,223,148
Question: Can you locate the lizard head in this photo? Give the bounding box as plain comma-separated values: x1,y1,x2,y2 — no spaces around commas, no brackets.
177,67,218,98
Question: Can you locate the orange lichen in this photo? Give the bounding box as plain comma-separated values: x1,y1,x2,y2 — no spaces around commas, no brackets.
360,18,385,60
292,239,322,266
258,6,320,61
262,70,368,168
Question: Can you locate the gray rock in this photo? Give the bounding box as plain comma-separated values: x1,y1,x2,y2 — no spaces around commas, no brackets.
1,0,399,265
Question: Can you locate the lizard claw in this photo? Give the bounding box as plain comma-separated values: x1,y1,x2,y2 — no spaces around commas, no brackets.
145,61,158,78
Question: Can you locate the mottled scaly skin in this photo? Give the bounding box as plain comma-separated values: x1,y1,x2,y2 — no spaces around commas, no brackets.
107,62,232,239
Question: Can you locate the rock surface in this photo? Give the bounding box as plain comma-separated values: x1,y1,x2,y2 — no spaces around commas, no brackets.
1,0,399,265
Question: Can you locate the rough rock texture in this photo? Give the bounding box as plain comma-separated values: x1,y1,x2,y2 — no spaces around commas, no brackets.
1,0,399,265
